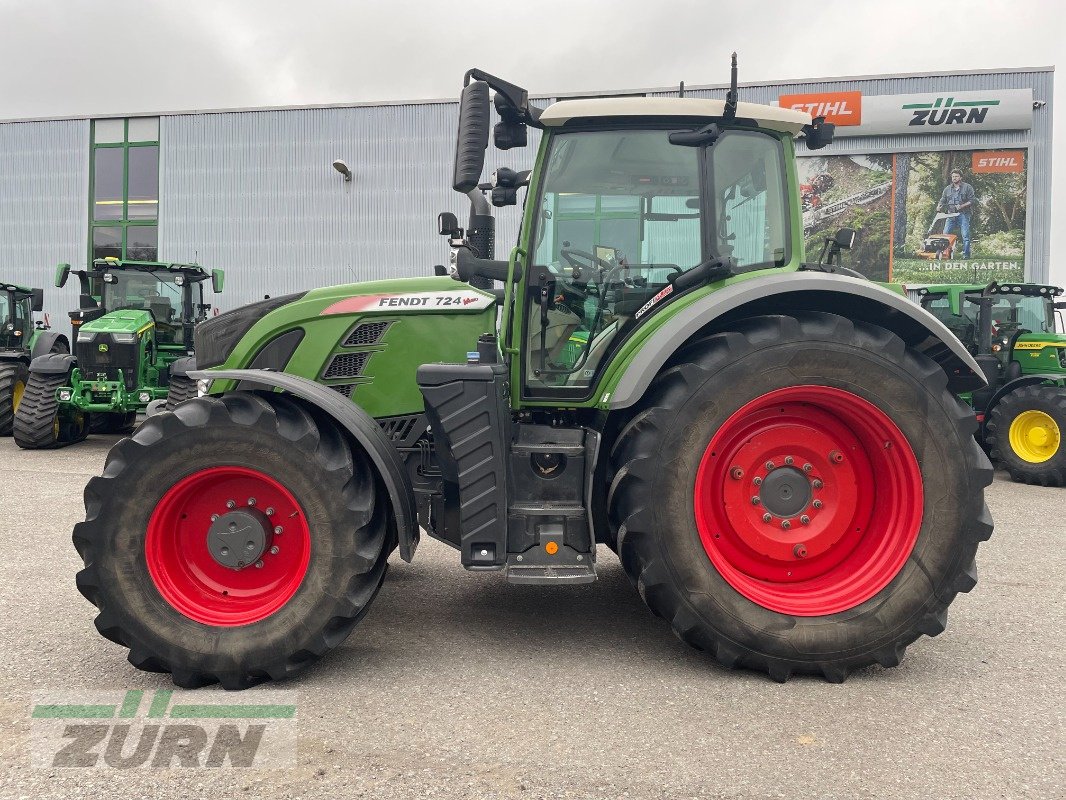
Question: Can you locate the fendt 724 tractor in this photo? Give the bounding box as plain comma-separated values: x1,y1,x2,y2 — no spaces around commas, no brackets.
74,62,994,688
0,282,69,435
917,281,1066,485
13,258,223,448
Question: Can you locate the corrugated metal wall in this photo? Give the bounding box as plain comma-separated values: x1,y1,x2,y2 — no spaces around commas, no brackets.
0,119,88,332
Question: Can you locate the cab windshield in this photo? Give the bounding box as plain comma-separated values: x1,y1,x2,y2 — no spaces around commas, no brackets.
525,127,790,393
101,270,199,345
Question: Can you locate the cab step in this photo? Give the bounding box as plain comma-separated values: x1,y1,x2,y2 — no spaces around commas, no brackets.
506,560,597,585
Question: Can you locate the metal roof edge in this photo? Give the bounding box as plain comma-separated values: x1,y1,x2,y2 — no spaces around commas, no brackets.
0,65,1053,125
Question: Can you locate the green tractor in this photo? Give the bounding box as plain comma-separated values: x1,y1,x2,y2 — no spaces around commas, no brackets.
917,281,1066,485
0,282,69,435
73,63,993,688
13,258,223,448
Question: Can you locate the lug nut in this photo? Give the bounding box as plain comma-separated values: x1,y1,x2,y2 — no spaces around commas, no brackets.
226,499,236,510
730,467,744,480
751,496,761,506
220,546,229,556
270,545,280,555
800,515,811,525
228,523,238,532
255,560,264,569
210,514,219,522
247,498,257,506
813,499,823,509
793,543,808,558
265,507,275,517
753,476,763,486
803,463,813,473
245,542,255,552
765,460,776,471
829,450,844,464
762,513,772,523
784,456,794,466
274,526,283,535
813,479,823,489
781,520,792,530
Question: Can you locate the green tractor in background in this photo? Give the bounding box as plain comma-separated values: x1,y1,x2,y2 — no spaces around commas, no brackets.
74,62,994,688
917,282,1066,485
0,282,69,435
13,258,223,448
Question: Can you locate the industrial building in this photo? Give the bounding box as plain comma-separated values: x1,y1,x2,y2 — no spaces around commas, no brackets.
0,66,1053,333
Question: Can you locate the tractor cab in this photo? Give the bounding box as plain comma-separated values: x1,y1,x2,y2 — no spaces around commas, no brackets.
0,283,44,353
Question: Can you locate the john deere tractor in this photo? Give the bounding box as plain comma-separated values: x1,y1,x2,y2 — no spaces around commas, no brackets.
13,258,223,448
0,282,69,435
917,281,1066,485
73,61,993,688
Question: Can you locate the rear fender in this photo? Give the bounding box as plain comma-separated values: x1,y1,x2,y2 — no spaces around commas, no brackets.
190,368,419,562
606,272,986,410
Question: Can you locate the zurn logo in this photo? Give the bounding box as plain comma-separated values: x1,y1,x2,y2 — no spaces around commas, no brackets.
30,689,297,769
906,96,1000,126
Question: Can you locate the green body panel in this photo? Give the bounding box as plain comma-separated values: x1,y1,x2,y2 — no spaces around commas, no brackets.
1012,333,1066,377
210,276,498,418
506,129,807,409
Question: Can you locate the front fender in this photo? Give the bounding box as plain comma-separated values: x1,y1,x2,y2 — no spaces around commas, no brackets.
29,352,77,375
30,332,70,359
983,373,1066,426
605,272,986,410
190,368,419,562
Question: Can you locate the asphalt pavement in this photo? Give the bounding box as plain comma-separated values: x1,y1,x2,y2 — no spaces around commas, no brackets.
0,435,1062,799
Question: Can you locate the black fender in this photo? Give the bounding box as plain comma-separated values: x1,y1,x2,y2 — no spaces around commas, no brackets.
981,373,1066,428
30,331,70,359
170,355,196,378
607,271,986,410
190,368,419,563
29,352,77,375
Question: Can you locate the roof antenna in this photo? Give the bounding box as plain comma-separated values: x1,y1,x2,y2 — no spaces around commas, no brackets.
679,80,685,98
723,52,738,121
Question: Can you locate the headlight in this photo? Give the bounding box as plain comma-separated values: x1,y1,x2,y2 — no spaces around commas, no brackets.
77,331,94,342
111,332,136,343
58,390,72,401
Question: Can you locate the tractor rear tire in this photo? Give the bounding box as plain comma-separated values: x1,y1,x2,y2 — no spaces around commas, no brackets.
0,361,29,436
73,392,391,689
165,375,197,410
90,411,138,435
608,312,993,682
986,385,1066,486
13,371,87,449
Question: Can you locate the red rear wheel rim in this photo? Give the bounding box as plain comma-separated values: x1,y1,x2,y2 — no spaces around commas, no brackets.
145,466,311,626
694,385,923,616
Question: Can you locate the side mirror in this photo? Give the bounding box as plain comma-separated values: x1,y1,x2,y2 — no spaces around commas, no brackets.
1055,301,1066,310
55,263,70,288
493,91,527,150
437,212,460,237
802,116,836,150
834,228,856,250
452,80,490,193
30,288,44,312
211,269,225,294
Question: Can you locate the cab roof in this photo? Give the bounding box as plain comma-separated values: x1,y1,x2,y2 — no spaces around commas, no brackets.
1,282,35,295
539,97,811,135
91,257,210,276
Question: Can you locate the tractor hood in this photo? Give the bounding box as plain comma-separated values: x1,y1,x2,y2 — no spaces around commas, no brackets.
79,309,154,335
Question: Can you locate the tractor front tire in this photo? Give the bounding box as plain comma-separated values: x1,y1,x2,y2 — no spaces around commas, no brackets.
986,385,1066,486
165,375,197,410
0,361,29,436
608,313,993,682
13,371,87,449
73,392,391,689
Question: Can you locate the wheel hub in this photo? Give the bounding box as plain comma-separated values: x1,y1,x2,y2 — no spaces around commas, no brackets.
206,508,273,569
759,467,811,518
1009,409,1061,464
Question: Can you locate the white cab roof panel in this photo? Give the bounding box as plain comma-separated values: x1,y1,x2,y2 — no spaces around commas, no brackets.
539,97,811,135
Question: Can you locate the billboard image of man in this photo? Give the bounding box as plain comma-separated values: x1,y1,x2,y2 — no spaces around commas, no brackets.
936,169,976,258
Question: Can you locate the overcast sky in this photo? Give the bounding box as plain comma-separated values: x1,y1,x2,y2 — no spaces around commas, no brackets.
1,0,1063,281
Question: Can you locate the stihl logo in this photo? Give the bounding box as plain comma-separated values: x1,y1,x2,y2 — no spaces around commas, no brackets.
779,92,862,126
972,150,1025,174
905,97,999,126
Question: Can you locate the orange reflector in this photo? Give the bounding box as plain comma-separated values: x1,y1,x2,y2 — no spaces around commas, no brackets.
545,541,559,555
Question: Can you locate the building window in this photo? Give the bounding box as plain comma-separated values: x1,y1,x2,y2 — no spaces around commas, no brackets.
90,117,159,261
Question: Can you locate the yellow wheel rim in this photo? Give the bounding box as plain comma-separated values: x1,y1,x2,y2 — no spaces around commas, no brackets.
12,380,25,413
1008,410,1061,464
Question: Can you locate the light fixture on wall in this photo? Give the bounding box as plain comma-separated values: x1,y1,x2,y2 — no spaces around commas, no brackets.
332,159,352,182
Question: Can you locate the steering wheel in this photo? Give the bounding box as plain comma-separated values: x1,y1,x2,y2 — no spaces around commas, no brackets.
560,247,615,278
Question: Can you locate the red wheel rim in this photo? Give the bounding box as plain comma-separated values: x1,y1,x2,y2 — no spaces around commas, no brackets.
145,467,311,626
694,385,923,616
